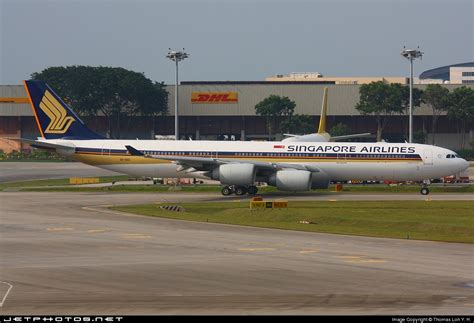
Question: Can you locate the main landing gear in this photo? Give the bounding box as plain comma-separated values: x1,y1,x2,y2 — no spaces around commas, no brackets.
420,186,430,195
221,185,259,196
420,180,430,195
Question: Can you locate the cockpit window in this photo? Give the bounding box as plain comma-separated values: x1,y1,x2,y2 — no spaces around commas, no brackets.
446,154,462,158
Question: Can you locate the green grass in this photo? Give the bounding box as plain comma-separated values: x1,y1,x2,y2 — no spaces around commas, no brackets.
112,200,474,243
338,184,474,193
6,182,474,193
0,175,130,191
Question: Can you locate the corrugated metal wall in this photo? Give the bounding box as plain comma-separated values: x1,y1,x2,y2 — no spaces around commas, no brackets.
154,83,473,117
0,85,31,116
1,83,473,117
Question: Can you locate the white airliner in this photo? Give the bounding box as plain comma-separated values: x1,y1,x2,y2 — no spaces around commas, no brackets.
282,87,370,142
15,80,469,196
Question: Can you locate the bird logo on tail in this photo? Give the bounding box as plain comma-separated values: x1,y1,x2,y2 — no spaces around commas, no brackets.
39,90,75,134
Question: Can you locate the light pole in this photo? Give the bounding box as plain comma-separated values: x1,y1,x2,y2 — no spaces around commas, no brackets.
401,47,423,143
166,49,189,140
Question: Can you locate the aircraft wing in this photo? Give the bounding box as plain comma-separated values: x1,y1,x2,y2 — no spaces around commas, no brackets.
125,145,321,173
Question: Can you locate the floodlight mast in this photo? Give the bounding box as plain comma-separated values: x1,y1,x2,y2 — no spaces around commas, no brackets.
166,49,189,140
401,47,423,143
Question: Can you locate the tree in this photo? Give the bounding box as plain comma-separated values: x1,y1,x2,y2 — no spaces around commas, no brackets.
355,81,404,141
329,123,351,137
447,86,474,149
255,95,296,140
421,84,450,145
31,66,168,138
280,114,314,135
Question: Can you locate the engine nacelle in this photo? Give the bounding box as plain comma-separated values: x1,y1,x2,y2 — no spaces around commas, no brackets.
311,171,330,189
211,163,256,185
268,170,312,191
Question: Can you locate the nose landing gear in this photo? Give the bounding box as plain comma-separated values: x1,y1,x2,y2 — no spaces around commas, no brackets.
221,185,259,196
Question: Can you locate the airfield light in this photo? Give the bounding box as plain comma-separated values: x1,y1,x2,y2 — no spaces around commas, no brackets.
401,47,423,143
167,49,189,140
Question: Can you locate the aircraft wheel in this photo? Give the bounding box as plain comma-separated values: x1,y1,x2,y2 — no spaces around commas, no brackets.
221,186,232,196
247,185,258,195
420,187,430,195
234,186,247,196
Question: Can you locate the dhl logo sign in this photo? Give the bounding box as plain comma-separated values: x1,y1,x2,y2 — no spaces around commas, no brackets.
191,92,238,104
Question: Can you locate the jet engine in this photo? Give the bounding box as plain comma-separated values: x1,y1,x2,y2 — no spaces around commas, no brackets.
268,170,312,191
310,171,330,189
211,163,256,185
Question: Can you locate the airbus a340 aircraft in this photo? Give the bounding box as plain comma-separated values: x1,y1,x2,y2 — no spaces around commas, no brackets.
15,80,469,196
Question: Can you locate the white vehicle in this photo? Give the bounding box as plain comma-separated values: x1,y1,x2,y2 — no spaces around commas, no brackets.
282,87,370,142
16,80,469,196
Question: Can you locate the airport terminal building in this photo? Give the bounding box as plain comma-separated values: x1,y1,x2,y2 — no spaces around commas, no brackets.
1,77,473,152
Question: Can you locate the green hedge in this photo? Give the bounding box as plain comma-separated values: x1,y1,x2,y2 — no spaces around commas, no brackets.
0,150,68,161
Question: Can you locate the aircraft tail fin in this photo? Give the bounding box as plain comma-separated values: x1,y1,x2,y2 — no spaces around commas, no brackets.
23,80,103,140
317,87,329,134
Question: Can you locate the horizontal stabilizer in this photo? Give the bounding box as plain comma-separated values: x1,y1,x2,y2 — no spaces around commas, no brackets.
330,133,371,141
6,137,75,151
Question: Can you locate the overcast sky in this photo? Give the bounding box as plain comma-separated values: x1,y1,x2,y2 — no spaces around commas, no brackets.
1,0,472,85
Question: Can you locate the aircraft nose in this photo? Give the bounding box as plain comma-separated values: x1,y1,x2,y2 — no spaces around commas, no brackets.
460,158,470,171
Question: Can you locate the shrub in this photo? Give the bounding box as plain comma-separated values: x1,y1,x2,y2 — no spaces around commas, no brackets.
457,149,474,161
0,150,68,161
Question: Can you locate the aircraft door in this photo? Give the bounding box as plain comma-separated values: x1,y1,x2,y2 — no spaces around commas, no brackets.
101,145,111,156
422,149,433,165
337,153,347,163
207,149,218,159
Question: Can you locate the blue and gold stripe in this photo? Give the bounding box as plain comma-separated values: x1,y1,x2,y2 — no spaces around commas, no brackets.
73,147,423,165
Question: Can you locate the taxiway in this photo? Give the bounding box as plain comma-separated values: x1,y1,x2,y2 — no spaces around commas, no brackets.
0,191,473,314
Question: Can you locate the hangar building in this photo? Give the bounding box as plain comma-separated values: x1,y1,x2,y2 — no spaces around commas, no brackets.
0,81,472,152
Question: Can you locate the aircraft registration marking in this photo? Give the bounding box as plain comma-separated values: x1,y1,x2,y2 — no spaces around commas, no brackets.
299,249,319,254
47,227,74,232
87,229,106,233
238,248,275,252
122,233,152,240
335,255,386,264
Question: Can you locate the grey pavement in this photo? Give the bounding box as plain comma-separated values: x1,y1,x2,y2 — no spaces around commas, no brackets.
0,162,123,183
0,191,473,315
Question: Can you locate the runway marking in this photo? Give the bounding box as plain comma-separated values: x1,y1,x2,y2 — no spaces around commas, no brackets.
82,206,149,218
0,282,13,307
238,248,275,252
47,227,74,232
